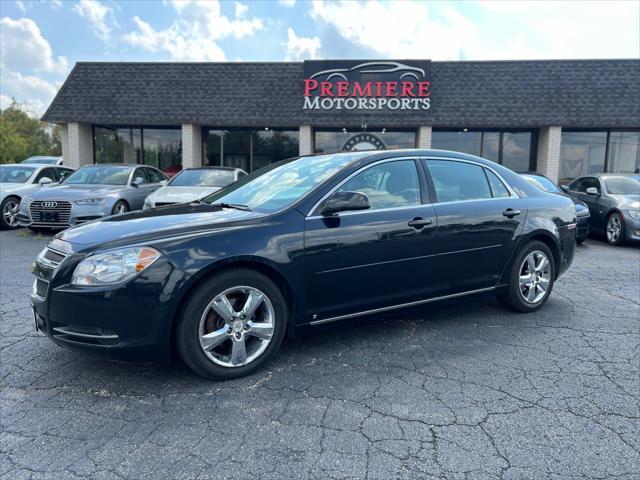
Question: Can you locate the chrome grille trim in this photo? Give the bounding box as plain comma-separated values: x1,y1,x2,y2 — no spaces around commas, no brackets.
29,200,72,226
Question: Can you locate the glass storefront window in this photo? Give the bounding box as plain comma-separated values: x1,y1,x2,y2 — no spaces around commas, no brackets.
559,131,607,184
607,131,640,174
315,129,415,154
432,129,535,171
202,128,299,172
94,126,141,164
143,128,182,176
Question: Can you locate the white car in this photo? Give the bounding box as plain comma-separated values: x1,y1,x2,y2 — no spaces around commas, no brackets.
144,167,246,209
0,164,74,229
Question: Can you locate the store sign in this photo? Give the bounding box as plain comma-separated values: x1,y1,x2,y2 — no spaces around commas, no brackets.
342,133,386,151
303,60,431,112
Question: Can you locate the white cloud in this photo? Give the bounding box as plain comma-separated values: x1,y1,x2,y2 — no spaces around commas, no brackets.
15,1,26,13
0,71,60,116
123,0,263,61
73,0,112,40
0,17,69,73
310,0,639,60
285,28,320,61
279,0,296,6
50,0,63,8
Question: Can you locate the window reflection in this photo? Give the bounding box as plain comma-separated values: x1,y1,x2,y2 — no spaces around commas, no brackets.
607,131,640,174
314,129,416,154
559,131,607,184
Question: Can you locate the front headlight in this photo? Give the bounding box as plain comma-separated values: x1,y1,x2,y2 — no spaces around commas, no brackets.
143,198,153,209
575,203,590,217
75,198,106,206
627,210,640,221
71,247,161,286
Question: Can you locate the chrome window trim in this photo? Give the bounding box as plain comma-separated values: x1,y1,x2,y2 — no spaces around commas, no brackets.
307,156,424,217
306,155,520,218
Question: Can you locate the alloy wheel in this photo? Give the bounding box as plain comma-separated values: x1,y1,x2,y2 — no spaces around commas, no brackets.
606,215,622,243
3,200,20,227
198,286,275,367
518,250,551,304
114,204,127,214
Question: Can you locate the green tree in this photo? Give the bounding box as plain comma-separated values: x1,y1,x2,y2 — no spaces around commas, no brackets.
0,99,61,164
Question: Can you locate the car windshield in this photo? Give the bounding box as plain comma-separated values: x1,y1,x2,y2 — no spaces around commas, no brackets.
0,165,36,183
521,174,561,193
202,153,365,213
604,177,640,195
22,157,58,165
63,166,132,185
169,169,235,187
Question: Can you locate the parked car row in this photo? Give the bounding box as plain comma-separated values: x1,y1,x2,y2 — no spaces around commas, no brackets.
0,162,246,230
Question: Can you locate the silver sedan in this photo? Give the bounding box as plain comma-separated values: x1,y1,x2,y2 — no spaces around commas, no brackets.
1,164,74,229
18,164,167,230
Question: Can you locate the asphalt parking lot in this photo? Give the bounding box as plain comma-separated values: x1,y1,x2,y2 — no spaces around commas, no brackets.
1,229,639,480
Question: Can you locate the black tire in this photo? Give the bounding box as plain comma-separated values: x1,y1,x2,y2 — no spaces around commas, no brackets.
176,268,287,380
605,212,625,246
498,240,556,313
0,196,21,230
111,200,129,215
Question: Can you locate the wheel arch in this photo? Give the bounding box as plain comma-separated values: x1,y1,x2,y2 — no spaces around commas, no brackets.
168,257,297,357
501,230,562,284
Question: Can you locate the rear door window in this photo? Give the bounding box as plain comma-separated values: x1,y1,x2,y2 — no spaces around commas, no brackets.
425,160,492,202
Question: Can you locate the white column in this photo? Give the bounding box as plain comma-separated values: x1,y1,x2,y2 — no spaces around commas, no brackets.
299,125,313,156
182,124,202,168
417,126,432,148
537,126,562,182
66,122,93,170
58,124,69,162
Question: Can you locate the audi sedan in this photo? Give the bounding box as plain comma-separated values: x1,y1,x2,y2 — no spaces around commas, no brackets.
30,150,576,379
18,164,168,230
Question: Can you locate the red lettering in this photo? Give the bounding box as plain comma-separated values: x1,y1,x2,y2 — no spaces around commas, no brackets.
320,81,334,97
417,81,431,97
400,82,415,97
336,82,349,97
385,81,398,97
375,82,383,97
352,82,372,97
304,79,318,96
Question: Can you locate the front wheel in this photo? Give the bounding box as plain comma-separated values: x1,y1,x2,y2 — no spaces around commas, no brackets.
605,212,625,245
498,240,555,313
1,197,21,229
111,200,129,215
176,268,287,380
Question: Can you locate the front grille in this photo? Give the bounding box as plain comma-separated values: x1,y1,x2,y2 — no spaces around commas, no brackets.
44,249,65,264
29,200,72,226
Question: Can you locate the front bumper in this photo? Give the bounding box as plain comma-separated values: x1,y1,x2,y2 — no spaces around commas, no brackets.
30,248,192,362
18,201,114,228
576,215,590,241
624,215,640,242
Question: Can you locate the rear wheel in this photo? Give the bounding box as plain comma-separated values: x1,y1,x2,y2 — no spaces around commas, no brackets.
176,268,287,380
498,240,555,312
605,212,625,245
1,196,20,229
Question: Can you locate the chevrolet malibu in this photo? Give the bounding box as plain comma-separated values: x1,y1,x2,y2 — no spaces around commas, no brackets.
19,164,168,229
30,150,576,379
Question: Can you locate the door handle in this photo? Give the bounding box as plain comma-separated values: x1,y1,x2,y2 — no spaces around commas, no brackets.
408,217,434,229
502,208,521,218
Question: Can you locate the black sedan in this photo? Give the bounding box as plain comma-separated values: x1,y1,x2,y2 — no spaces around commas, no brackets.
562,174,640,245
30,150,577,379
519,172,590,243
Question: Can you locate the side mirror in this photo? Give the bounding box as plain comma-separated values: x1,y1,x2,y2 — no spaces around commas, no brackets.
38,177,53,185
560,185,569,192
320,191,370,216
132,177,144,187
586,187,599,196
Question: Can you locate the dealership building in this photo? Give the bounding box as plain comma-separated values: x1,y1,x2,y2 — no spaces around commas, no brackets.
42,59,639,183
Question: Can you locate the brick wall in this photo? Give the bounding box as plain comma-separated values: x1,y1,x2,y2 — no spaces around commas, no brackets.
537,126,562,182
299,125,313,156
182,124,203,168
65,123,93,170
417,126,432,148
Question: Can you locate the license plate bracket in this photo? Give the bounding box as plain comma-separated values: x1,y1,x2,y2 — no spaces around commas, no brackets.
40,211,59,222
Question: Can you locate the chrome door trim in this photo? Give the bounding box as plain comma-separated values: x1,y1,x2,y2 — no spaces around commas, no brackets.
309,286,496,326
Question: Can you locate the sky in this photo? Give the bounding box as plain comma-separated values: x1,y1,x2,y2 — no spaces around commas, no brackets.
1,0,638,118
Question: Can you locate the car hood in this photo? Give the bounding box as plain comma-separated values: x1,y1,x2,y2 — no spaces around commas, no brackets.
610,194,640,210
148,186,221,203
56,203,266,247
29,184,127,201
